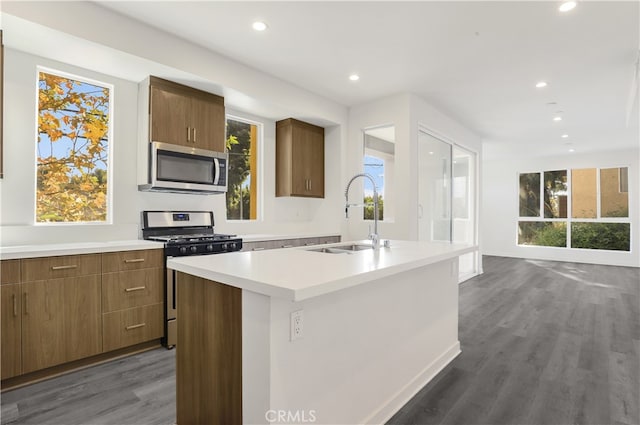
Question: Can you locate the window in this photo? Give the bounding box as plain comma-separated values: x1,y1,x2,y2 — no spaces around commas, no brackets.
363,154,384,220
36,70,111,223
226,117,259,220
518,167,630,251
363,126,395,221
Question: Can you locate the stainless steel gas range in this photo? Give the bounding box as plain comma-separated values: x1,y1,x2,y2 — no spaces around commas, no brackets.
141,211,242,348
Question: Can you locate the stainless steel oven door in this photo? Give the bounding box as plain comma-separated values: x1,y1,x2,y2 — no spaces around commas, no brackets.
166,266,177,348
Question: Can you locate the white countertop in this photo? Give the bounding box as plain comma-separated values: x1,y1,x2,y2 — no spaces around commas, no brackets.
238,233,340,243
167,240,477,301
0,240,164,260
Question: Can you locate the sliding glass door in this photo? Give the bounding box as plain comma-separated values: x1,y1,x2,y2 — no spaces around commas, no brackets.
418,130,477,280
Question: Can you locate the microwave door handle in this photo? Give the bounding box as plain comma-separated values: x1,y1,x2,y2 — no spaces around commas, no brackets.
213,157,220,185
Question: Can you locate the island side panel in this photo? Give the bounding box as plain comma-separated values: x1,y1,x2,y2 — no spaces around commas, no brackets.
268,258,459,424
176,272,242,425
242,290,271,424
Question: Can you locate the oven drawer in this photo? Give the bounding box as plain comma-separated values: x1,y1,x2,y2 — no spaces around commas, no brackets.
21,254,101,281
102,268,164,313
103,303,163,352
101,249,163,273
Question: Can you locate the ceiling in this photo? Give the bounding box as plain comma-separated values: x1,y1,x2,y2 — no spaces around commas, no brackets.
10,1,640,157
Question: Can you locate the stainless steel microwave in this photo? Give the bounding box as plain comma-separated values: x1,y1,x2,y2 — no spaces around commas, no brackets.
138,141,228,194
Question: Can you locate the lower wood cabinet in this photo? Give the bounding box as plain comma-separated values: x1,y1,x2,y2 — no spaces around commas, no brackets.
101,250,164,352
0,249,164,382
103,304,163,352
1,283,21,379
21,275,102,374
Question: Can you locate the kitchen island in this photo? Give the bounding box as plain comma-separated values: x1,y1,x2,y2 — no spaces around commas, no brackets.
167,240,476,425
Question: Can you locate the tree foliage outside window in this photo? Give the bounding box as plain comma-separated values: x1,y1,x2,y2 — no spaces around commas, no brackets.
226,118,257,220
37,71,110,223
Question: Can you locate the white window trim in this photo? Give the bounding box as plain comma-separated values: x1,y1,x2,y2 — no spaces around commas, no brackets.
34,66,114,225
516,166,632,251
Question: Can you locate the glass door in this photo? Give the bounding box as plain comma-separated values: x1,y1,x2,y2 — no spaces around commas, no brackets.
418,131,452,242
418,130,477,281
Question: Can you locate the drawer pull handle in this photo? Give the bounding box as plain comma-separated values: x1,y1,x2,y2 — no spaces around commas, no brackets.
51,264,78,270
124,258,145,263
125,286,146,292
125,323,146,330
13,294,17,316
252,247,265,251
282,245,294,248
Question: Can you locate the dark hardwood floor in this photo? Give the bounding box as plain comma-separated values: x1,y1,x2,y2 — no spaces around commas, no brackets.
389,256,640,425
2,256,638,425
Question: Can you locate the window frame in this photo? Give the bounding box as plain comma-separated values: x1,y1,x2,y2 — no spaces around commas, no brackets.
224,114,262,222
34,66,114,226
517,166,632,251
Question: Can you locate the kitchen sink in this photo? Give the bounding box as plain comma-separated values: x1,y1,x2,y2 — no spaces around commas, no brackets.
307,244,374,254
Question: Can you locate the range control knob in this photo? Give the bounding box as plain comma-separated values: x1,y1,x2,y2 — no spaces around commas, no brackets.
220,243,227,251
228,242,237,250
190,246,198,254
206,244,214,252
179,246,188,255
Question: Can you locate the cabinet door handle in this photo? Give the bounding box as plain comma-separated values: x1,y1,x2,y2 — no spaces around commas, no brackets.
13,294,17,317
24,293,28,315
187,126,191,143
51,264,77,270
309,179,312,191
192,127,197,143
281,244,294,248
125,323,146,331
125,286,146,292
252,247,265,251
124,258,145,264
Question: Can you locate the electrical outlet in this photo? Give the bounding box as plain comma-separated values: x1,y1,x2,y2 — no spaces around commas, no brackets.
290,310,304,341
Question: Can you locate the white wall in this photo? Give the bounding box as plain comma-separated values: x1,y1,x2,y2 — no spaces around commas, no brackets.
0,6,348,246
482,148,639,267
346,94,482,257
346,94,412,241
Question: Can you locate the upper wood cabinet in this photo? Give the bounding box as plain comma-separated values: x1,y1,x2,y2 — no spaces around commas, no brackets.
276,118,325,198
149,76,225,152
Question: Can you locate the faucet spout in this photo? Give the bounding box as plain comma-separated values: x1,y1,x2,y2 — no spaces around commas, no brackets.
344,173,380,248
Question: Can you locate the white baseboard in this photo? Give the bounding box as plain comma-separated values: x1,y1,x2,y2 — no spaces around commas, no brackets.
362,341,462,425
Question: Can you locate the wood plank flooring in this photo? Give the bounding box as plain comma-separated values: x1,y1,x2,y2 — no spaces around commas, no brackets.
1,256,638,425
389,256,640,425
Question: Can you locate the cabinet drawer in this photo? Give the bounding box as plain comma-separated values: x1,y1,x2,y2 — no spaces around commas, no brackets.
1,260,21,284
21,254,101,282
102,249,163,273
102,268,164,313
103,304,163,352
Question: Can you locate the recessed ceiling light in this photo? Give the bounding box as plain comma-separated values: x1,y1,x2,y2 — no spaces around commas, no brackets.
349,74,360,81
428,151,434,155
559,1,577,12
553,116,563,122
568,148,575,152
561,134,569,138
536,81,548,88
252,21,268,31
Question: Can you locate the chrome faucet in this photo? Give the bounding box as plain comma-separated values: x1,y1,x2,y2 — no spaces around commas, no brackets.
345,173,380,248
